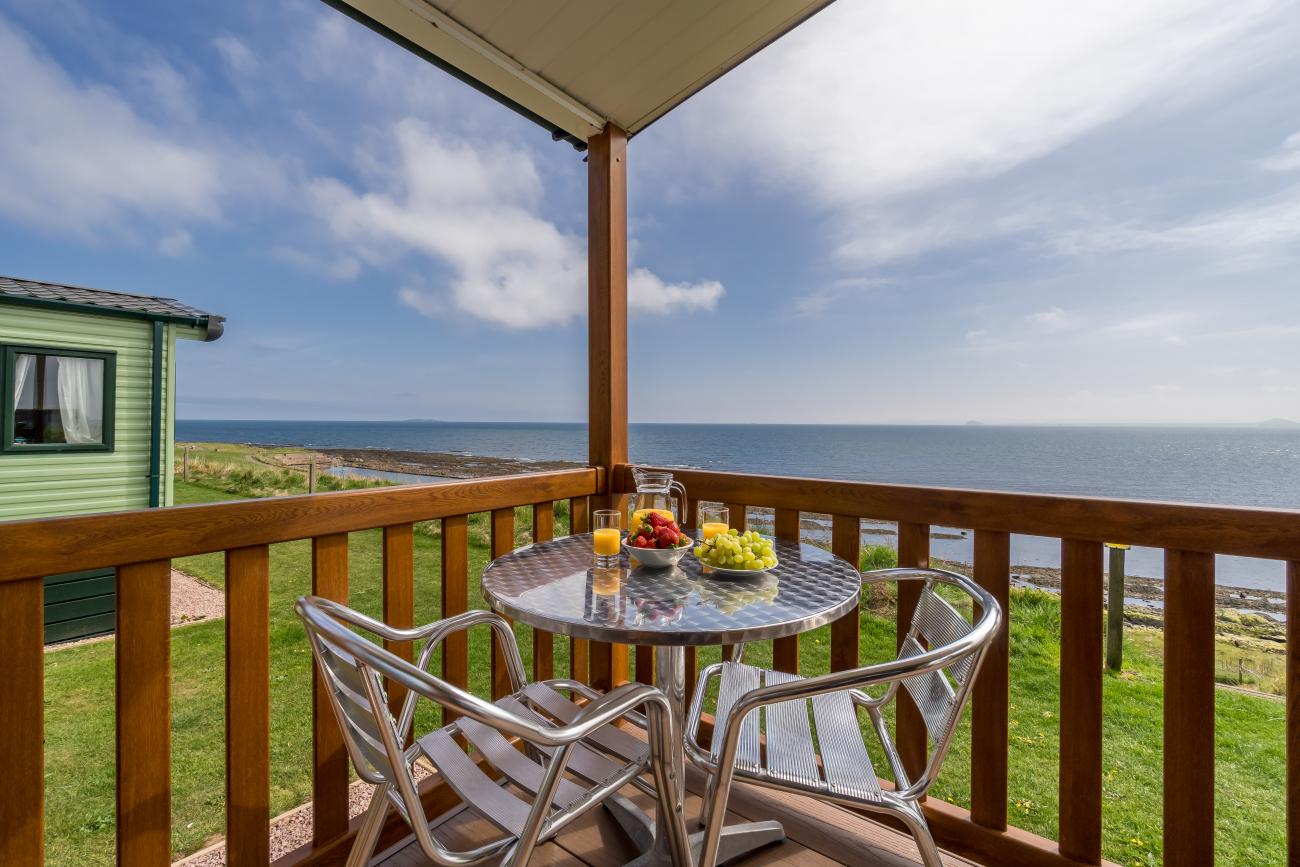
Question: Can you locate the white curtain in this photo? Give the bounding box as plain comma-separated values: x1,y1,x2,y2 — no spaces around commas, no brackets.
12,353,33,406
56,357,104,444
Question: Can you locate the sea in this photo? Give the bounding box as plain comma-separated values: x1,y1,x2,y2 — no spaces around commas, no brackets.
177,420,1300,592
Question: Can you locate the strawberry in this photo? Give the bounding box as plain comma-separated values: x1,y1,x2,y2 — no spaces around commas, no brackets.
646,511,668,527
654,527,678,549
632,535,650,548
667,520,681,533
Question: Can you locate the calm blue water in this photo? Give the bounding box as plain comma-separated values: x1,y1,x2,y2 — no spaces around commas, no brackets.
178,420,1300,589
179,420,1300,508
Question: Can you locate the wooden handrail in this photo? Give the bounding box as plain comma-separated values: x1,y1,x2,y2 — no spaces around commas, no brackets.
615,464,1300,561
0,467,599,582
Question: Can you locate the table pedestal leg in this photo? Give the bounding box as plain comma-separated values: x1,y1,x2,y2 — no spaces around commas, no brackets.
617,646,784,866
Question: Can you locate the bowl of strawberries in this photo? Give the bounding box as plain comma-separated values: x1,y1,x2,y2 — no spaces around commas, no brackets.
624,511,693,569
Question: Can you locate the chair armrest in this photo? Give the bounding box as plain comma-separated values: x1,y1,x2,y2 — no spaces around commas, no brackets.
548,682,673,744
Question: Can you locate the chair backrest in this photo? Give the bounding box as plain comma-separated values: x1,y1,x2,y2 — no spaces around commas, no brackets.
869,567,1001,790
298,599,410,787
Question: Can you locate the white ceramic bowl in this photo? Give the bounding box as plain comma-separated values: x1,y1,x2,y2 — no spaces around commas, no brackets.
624,538,692,569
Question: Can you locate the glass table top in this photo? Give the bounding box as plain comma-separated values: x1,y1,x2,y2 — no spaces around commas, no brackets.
481,533,862,646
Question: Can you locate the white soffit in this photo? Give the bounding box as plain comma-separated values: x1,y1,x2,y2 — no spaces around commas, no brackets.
328,0,834,146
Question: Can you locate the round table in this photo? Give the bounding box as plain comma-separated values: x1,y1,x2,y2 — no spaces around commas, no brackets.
482,532,862,866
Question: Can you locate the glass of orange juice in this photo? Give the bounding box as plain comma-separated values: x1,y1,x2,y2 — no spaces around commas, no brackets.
700,504,730,540
593,509,621,567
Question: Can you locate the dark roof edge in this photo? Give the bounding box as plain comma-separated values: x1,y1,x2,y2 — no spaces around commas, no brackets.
318,0,588,151
0,292,225,341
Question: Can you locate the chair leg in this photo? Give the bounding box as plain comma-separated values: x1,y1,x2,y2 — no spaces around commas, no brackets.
897,801,944,867
346,783,391,867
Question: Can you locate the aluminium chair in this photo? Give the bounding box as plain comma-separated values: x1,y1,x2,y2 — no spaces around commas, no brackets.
685,567,1002,867
296,596,691,867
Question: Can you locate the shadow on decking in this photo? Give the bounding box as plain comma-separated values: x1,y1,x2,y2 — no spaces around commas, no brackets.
378,766,976,867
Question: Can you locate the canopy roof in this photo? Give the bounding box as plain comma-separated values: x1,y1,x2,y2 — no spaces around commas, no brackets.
324,0,833,148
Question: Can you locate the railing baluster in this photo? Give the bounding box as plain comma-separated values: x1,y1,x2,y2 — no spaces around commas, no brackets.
116,560,172,865
532,503,555,681
1059,539,1103,864
569,498,590,684
591,641,629,692
1164,549,1215,866
311,534,349,847
0,577,44,866
441,515,469,725
897,521,929,785
636,645,656,684
383,523,415,719
726,502,747,531
226,545,270,867
1289,560,1300,867
490,508,515,699
971,530,1010,831
831,514,861,672
773,508,801,673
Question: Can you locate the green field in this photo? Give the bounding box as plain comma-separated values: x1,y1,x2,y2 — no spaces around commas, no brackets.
42,468,1285,866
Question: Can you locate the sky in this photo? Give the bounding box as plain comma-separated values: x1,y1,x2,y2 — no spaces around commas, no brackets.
1,0,1299,425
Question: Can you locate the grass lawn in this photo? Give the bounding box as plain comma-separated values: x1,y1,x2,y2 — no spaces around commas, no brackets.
42,479,1285,866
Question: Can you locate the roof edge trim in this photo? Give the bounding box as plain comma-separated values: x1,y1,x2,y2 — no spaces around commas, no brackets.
323,0,597,148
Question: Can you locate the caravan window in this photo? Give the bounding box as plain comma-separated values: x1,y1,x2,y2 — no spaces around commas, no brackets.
3,346,115,452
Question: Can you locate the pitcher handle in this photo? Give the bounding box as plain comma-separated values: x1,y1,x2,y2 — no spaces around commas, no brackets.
670,480,688,527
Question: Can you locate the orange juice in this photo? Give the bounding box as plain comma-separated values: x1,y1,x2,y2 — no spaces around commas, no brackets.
631,508,674,526
592,527,621,556
702,522,728,540
592,567,621,596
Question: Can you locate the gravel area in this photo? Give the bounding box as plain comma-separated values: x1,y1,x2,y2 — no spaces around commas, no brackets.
171,570,224,625
173,765,434,866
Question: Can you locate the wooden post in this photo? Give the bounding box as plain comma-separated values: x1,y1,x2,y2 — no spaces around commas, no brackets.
308,461,317,494
1060,539,1103,864
0,577,44,866
183,444,191,482
588,123,628,692
1164,549,1215,866
587,122,628,499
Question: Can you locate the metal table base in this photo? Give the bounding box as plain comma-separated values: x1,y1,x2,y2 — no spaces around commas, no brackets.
608,646,785,866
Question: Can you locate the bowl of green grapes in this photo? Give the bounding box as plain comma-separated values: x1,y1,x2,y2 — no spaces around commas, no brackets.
694,529,779,576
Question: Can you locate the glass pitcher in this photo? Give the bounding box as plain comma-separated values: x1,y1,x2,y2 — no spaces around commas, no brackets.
628,467,687,528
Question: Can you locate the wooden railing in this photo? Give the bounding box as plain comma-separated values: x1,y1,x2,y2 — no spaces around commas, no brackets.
3,462,1298,866
614,464,1300,867
0,468,599,867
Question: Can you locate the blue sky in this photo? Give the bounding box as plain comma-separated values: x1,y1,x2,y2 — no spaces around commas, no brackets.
2,0,1299,425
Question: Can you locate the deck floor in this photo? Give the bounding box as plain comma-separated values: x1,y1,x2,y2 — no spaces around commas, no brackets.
376,768,976,867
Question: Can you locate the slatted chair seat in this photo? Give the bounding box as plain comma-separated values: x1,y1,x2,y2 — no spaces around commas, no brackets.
686,568,1002,867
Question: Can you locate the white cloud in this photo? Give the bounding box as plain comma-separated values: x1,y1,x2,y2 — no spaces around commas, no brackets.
157,229,193,257
628,268,724,313
309,120,722,329
0,17,220,235
1026,307,1072,332
1262,131,1300,172
678,1,1285,202
1052,185,1300,257
0,16,284,239
213,34,257,76
650,0,1292,271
